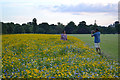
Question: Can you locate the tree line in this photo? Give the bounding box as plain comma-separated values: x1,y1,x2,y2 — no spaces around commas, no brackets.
1,18,120,34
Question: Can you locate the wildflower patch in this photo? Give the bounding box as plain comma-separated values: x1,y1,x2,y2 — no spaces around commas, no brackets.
2,34,119,78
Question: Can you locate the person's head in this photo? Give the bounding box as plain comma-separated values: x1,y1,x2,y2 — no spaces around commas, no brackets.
95,28,99,32
63,30,66,34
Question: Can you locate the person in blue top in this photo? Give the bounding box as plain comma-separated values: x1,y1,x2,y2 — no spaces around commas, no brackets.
91,29,101,54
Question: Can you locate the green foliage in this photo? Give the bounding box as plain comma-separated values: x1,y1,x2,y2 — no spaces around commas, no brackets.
14,24,23,33
115,24,120,34
1,18,119,34
32,18,37,33
22,24,33,33
39,23,50,33
77,21,90,34
65,21,77,34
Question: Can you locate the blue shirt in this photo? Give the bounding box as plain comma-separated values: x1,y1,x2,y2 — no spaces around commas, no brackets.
93,32,100,43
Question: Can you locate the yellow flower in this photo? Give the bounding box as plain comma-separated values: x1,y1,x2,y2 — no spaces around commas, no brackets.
26,70,30,74
2,34,118,78
34,69,39,73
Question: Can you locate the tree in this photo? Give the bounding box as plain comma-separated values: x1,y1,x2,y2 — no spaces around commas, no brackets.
2,22,8,34
77,21,90,34
1,20,119,34
7,23,15,34
32,18,37,33
14,24,23,33
22,23,33,33
0,22,2,34
48,24,57,34
56,22,64,34
39,22,50,34
2,22,15,34
115,24,120,34
65,21,76,34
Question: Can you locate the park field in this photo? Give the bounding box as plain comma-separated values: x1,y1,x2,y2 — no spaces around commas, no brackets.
69,34,118,60
2,34,119,78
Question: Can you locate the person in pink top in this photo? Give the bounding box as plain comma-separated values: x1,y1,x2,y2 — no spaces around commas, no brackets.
60,31,67,41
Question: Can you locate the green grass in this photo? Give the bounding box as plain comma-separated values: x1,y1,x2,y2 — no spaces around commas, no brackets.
68,34,118,60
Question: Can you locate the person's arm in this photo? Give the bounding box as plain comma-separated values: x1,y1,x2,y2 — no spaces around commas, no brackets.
91,32,94,37
66,34,67,40
91,30,95,37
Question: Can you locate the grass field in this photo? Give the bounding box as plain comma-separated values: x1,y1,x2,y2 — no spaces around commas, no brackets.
2,34,119,78
68,34,118,60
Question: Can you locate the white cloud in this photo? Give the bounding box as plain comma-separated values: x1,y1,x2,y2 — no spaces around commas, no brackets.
1,0,119,26
1,0,119,5
53,3,118,13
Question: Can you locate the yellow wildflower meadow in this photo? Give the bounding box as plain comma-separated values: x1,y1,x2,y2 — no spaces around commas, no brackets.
2,34,119,78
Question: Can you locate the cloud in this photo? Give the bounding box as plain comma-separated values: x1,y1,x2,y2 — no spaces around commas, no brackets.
1,1,118,26
1,1,118,15
50,3,118,14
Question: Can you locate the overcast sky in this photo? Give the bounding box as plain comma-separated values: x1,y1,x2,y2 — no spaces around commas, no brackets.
0,0,119,26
